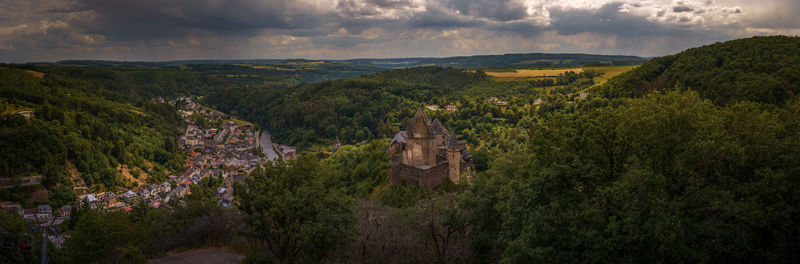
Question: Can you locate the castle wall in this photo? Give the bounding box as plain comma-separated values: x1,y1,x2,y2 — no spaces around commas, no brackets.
391,158,449,187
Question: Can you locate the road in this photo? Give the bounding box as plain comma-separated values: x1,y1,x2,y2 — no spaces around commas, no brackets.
259,130,279,161
0,175,42,189
148,248,245,264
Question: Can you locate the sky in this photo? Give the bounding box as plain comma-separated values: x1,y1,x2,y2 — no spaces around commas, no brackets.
0,0,798,62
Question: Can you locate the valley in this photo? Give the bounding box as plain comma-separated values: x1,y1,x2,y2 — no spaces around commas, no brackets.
2,36,800,263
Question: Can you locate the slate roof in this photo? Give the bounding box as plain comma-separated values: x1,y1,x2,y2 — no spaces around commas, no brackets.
447,136,461,149
406,109,432,136
430,119,447,135
390,131,408,145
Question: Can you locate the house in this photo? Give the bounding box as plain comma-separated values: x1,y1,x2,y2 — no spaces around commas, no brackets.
99,192,117,205
160,182,172,193
1,202,22,215
22,208,37,221
487,97,508,106
533,98,543,106
172,185,189,197
36,205,53,219
15,110,34,119
122,191,138,202
138,185,152,199
82,194,98,205
579,92,589,100
425,105,440,111
445,104,458,112
148,184,160,196
280,146,296,159
58,205,72,217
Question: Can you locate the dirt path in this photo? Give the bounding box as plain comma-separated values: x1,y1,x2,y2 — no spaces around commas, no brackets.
148,248,245,264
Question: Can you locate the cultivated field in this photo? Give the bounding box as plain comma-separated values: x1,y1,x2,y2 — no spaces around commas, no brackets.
24,70,45,78
485,68,584,79
484,65,638,85
583,65,638,86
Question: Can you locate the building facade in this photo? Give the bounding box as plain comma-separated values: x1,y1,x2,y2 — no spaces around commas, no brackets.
388,109,473,187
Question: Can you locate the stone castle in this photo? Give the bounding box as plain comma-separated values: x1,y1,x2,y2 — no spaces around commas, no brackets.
388,109,473,187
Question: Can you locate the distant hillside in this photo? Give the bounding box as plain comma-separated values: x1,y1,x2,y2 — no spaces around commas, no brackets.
411,53,646,68
595,36,800,105
204,66,489,147
39,53,646,72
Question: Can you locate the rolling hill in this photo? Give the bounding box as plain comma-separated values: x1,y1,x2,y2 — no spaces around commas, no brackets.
595,36,800,105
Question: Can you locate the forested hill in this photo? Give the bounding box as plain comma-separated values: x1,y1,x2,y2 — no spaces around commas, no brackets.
411,53,646,68
596,36,800,105
40,52,647,70
0,66,185,205
22,66,225,98
204,67,489,147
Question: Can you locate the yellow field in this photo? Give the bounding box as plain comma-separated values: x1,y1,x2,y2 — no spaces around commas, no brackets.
492,76,558,82
583,65,638,86
485,65,638,86
24,70,44,78
485,68,584,78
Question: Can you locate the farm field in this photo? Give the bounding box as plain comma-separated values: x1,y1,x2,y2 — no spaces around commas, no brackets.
485,68,584,79
484,65,638,85
583,65,638,86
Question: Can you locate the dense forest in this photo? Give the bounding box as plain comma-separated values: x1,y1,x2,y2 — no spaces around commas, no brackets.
204,66,598,150
596,36,800,105
0,66,186,205
2,36,799,263
208,36,800,262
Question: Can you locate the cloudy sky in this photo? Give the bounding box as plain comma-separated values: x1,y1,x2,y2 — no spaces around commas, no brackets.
0,0,798,62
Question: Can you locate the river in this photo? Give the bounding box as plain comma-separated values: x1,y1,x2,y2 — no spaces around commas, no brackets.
259,130,279,161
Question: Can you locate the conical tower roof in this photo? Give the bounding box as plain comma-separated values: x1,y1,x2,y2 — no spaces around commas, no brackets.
430,119,448,135
406,109,432,136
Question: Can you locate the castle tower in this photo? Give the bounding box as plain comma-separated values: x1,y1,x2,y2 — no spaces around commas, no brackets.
404,109,436,167
447,137,461,183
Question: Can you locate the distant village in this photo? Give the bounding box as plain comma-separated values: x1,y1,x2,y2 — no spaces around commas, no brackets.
1,97,281,248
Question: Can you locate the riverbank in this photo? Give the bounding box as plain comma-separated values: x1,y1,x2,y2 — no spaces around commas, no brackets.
259,130,280,161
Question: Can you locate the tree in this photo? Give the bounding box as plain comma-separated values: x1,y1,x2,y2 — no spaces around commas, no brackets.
63,210,142,263
239,156,357,262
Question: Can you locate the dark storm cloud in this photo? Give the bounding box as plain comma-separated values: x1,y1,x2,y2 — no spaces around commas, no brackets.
73,0,335,41
443,0,530,22
2,0,799,62
673,4,694,13
548,3,682,37
407,5,483,29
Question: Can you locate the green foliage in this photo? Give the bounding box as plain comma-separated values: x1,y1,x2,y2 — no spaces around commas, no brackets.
463,91,800,263
239,156,357,262
204,67,487,148
321,139,391,197
0,66,185,192
63,209,142,264
596,36,800,105
61,196,242,263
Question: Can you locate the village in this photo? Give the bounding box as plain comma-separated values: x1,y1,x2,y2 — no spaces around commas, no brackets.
1,97,285,249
